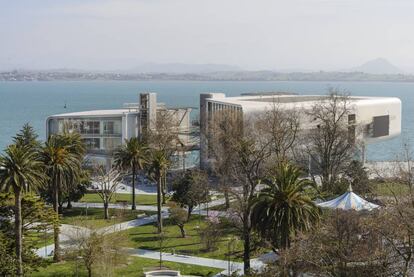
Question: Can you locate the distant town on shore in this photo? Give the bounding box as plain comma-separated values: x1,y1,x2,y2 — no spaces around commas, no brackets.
3,58,414,82
3,70,414,82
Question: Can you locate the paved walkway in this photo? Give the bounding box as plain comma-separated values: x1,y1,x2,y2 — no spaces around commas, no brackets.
69,197,226,212
127,248,273,276
35,224,91,257
70,202,168,212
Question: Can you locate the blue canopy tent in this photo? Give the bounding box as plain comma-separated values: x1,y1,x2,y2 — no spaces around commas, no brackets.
317,185,379,211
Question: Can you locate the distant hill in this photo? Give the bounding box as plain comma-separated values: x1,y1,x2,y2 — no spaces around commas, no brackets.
348,58,402,74
125,63,243,74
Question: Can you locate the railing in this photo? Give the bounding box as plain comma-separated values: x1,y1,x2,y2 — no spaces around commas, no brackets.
123,103,140,111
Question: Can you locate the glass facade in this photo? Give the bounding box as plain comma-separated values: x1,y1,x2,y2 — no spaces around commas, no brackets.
56,117,122,154
83,138,100,150
103,121,122,135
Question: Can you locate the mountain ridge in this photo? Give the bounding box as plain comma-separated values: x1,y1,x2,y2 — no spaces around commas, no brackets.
347,58,403,74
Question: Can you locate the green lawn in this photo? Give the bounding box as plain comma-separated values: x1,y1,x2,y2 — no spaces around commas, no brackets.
29,260,87,277
29,256,221,277
372,182,410,197
124,215,251,261
79,193,159,205
26,231,54,249
60,207,155,228
117,256,221,277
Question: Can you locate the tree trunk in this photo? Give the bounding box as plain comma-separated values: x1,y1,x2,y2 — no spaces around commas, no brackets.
156,174,163,234
243,216,251,274
224,189,230,209
104,202,109,220
187,206,193,221
88,267,92,277
161,172,167,205
132,164,136,210
66,198,72,209
53,176,61,262
321,171,331,192
179,225,186,238
14,189,23,277
58,203,63,214
403,256,411,277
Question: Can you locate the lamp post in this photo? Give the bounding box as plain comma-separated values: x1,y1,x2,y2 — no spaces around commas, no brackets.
226,236,239,276
75,256,83,277
159,231,164,269
227,240,231,276
44,225,48,257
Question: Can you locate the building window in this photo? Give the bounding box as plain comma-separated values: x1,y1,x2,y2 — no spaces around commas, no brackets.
348,114,356,144
103,137,122,150
103,120,121,135
83,138,100,150
348,114,356,124
373,115,390,137
80,121,100,135
58,119,82,134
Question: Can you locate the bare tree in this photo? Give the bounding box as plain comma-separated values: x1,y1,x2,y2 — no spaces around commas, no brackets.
66,221,128,277
92,165,122,220
303,91,357,191
210,111,272,273
268,210,392,277
210,110,243,209
371,142,414,276
144,109,184,204
256,103,300,163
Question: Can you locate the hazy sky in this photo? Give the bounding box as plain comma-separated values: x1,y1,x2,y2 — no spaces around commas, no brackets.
1,0,414,71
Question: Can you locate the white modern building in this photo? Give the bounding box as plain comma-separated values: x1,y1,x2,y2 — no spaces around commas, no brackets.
47,93,196,169
200,92,402,168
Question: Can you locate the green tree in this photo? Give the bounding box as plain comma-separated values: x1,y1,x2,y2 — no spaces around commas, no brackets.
60,131,86,159
172,169,209,220
168,202,188,238
41,134,82,261
0,193,57,275
13,123,41,150
251,162,321,250
148,149,170,233
0,231,16,276
0,145,46,276
341,160,371,195
65,168,90,209
114,137,149,210
39,169,89,210
62,131,87,209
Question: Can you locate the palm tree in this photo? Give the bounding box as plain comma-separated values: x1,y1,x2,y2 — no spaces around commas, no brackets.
148,149,170,233
60,131,86,159
41,134,82,262
59,131,86,209
251,162,321,250
0,145,45,276
114,137,148,210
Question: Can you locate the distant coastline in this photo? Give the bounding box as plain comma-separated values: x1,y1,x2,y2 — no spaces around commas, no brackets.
3,70,414,82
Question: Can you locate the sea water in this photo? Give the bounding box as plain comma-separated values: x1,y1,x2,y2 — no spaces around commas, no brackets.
0,80,413,161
